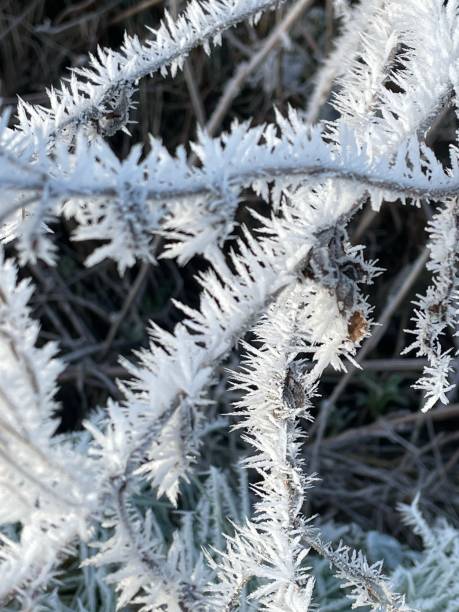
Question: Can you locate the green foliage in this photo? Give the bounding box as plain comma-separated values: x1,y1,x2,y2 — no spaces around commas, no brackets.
355,373,410,419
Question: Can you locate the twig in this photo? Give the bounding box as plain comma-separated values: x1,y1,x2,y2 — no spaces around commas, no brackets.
24,0,286,144
0,0,41,43
54,0,97,25
321,404,459,448
205,0,315,136
4,138,459,230
34,0,124,35
169,0,206,126
183,61,206,126
324,0,334,55
109,0,163,24
100,261,150,358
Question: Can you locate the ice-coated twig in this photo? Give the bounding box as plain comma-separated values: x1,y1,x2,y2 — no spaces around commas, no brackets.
15,0,288,145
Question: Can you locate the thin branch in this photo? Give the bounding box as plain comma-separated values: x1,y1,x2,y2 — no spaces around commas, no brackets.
322,403,459,448
205,0,315,136
110,0,164,25
1,126,458,230
15,0,288,143
100,260,151,357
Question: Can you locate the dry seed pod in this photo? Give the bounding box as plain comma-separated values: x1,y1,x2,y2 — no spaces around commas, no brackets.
347,310,368,343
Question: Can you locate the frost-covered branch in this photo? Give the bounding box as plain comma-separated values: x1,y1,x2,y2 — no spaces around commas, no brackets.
0,251,216,609
86,478,191,610
2,115,459,269
15,0,287,145
74,201,381,607
3,0,459,270
302,529,410,611
208,288,318,610
403,200,459,411
87,184,383,507
392,495,459,609
10,217,353,609
329,0,459,151
209,282,405,610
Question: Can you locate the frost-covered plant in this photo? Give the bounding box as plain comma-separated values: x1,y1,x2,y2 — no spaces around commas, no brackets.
306,503,459,612
392,496,459,611
0,252,98,606
1,0,459,609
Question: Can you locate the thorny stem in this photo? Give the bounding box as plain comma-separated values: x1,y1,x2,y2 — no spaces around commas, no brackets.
1,152,458,229
113,477,165,576
220,301,314,607
301,530,404,611
22,0,288,144
281,355,405,610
